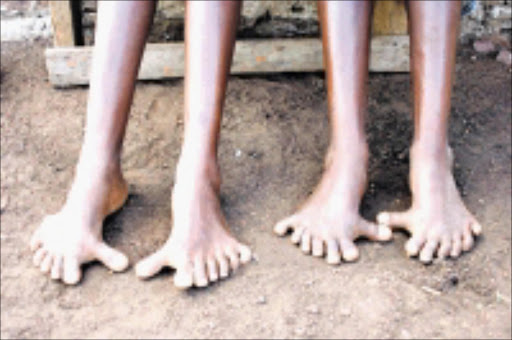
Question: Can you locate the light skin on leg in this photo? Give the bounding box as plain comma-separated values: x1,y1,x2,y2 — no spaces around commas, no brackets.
135,0,252,289
377,0,482,263
30,0,156,284
273,0,392,265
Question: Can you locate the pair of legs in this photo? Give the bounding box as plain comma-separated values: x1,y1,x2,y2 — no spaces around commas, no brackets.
275,0,482,264
30,0,250,288
30,0,482,288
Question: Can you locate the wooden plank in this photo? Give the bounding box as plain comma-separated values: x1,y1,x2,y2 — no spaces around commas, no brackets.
45,36,410,87
372,0,408,35
49,0,75,46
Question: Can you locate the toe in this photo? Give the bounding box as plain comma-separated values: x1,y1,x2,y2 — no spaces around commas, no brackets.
291,226,305,244
358,219,392,241
135,248,168,279
33,248,47,267
62,257,82,285
405,235,424,257
462,228,474,252
30,229,43,251
40,254,53,273
326,239,341,265
174,265,194,289
207,257,219,282
312,238,324,257
50,256,63,280
94,242,129,272
450,234,463,258
437,236,451,259
273,215,297,236
226,248,240,271
470,220,483,236
193,257,208,288
301,233,312,254
238,244,252,264
377,211,411,230
419,239,438,264
217,253,230,278
340,239,359,262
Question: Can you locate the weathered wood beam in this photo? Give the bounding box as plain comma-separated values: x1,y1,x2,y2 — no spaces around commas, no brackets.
49,0,75,47
45,36,410,87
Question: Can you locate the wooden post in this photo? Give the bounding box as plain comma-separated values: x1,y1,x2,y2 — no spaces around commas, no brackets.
49,0,75,47
372,0,408,35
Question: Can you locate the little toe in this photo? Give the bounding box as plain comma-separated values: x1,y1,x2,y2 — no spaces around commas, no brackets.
238,245,252,264
193,258,208,288
470,220,483,236
312,238,324,257
273,216,297,236
40,254,53,273
207,258,219,282
340,239,359,262
33,248,47,267
326,239,341,265
437,236,452,259
135,248,168,279
30,229,43,251
50,256,63,280
94,242,129,272
63,257,82,285
462,229,474,252
174,266,194,289
419,239,438,264
301,233,312,254
450,234,463,258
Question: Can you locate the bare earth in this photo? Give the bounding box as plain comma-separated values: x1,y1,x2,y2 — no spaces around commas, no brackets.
1,40,511,339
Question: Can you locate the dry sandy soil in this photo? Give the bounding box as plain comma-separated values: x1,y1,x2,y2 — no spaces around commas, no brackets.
1,38,511,339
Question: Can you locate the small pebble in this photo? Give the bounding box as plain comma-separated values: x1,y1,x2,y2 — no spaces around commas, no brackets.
256,295,266,304
235,149,242,157
307,305,320,315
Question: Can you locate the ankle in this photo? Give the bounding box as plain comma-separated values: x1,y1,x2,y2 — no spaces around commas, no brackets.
175,154,221,190
325,141,369,170
410,142,451,168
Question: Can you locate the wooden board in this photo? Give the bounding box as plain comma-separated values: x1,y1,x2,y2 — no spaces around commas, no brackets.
45,36,410,87
49,0,75,47
372,0,408,35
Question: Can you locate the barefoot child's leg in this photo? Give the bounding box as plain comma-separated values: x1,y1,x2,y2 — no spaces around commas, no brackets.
377,0,482,263
273,0,392,265
135,0,251,289
30,1,155,284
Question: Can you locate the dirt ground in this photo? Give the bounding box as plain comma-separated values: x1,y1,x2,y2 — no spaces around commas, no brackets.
1,38,511,339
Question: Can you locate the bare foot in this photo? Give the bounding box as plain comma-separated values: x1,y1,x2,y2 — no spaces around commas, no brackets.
377,145,482,263
135,161,252,289
274,146,392,264
30,161,129,284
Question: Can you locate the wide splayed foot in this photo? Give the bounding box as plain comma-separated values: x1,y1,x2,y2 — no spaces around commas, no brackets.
377,145,482,263
135,167,252,289
274,148,392,264
30,164,129,284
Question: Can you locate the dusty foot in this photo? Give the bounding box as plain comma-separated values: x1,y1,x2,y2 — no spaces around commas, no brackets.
377,145,482,263
135,161,252,289
274,146,392,264
30,161,129,284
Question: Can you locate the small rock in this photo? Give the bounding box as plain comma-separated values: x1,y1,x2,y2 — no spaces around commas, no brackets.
473,39,497,54
235,149,242,157
256,295,267,304
307,305,320,315
496,49,512,67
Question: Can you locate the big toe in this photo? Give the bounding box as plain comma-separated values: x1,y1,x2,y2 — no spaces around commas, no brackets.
135,249,168,279
94,242,129,272
63,257,82,285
